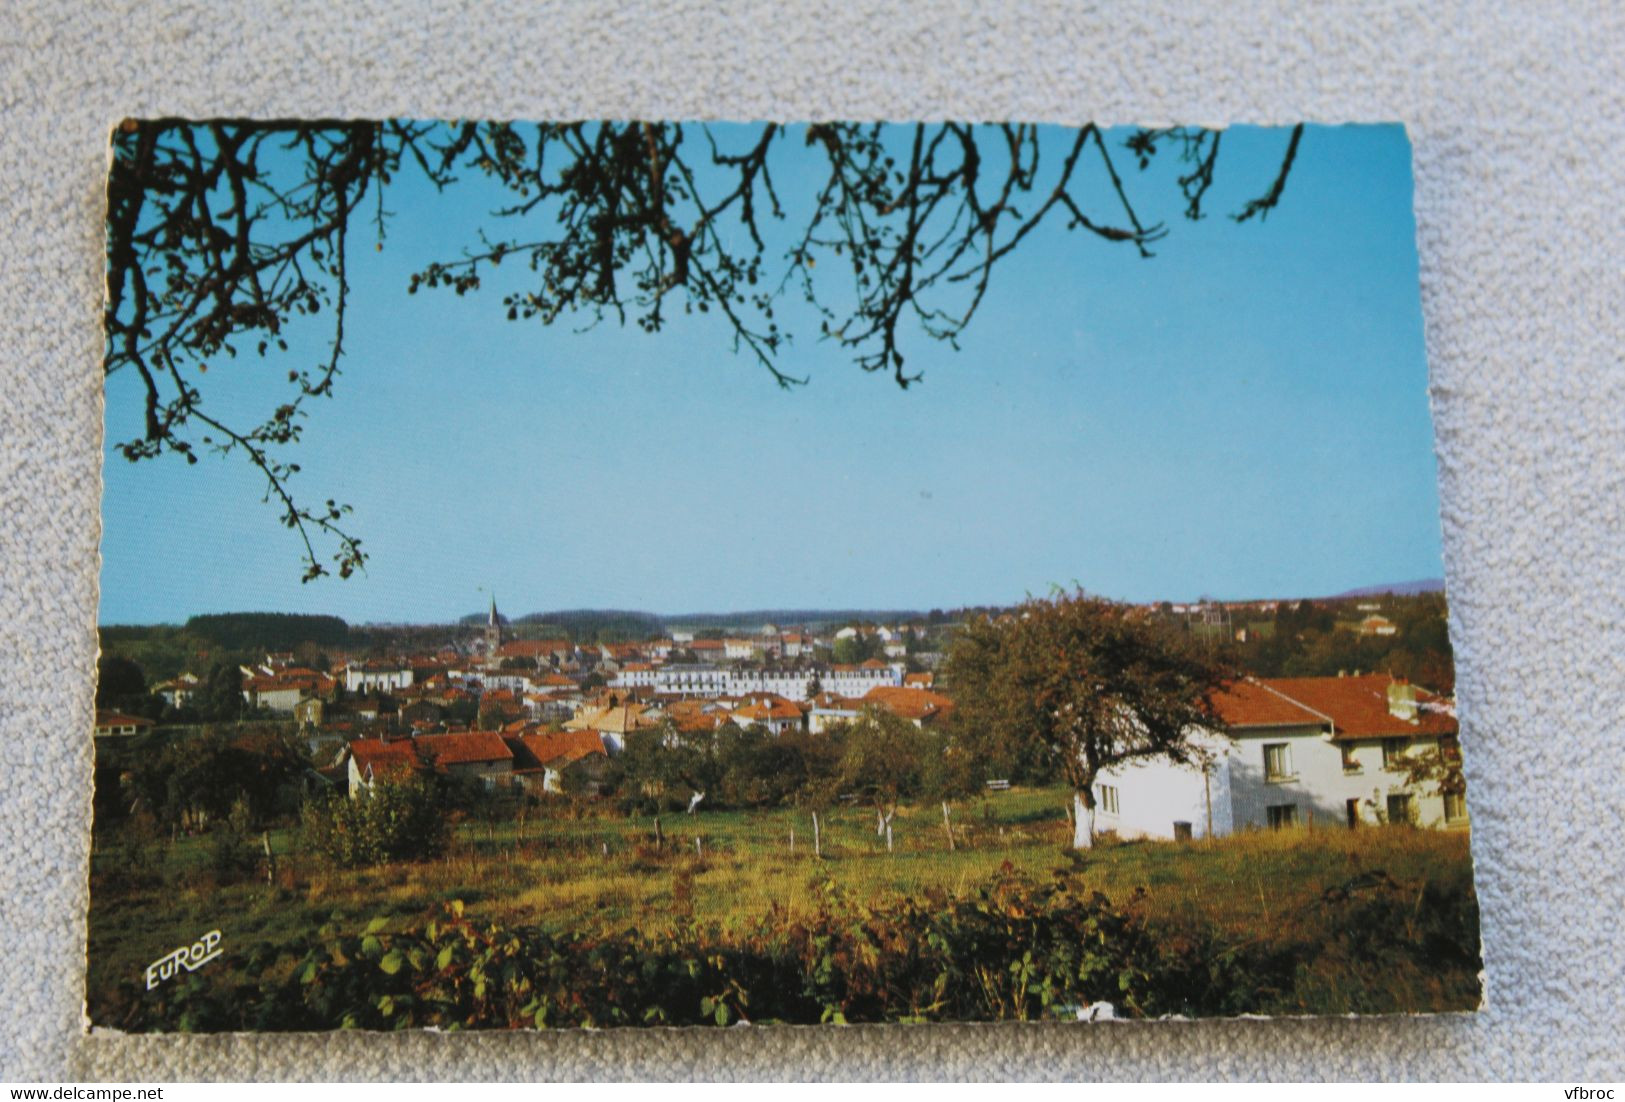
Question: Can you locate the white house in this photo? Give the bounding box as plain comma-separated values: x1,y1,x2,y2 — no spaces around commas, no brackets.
94,711,154,737
731,695,804,735
153,673,200,709
345,731,514,798
242,668,337,714
344,660,414,694
1092,674,1465,841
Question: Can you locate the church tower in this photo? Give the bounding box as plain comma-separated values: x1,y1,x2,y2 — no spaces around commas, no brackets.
484,594,503,660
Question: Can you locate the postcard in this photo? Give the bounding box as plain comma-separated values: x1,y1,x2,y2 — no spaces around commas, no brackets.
90,119,1479,1031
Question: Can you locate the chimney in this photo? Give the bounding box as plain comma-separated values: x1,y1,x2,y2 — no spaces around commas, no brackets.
1387,677,1418,721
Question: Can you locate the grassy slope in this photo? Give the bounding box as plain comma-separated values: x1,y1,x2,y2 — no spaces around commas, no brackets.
86,787,1479,1022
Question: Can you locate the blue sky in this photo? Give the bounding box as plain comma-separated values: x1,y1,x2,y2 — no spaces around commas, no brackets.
100,123,1441,624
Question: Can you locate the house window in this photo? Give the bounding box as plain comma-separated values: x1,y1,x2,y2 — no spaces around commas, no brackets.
1382,738,1407,770
1386,793,1414,824
1263,743,1292,781
1340,744,1361,773
1443,791,1467,822
1097,784,1119,815
1266,803,1298,829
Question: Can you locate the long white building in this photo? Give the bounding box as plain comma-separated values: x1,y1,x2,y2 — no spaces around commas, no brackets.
618,662,903,700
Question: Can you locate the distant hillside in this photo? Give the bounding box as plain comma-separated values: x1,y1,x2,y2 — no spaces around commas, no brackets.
184,612,351,650
453,607,931,642
663,609,926,631
1331,579,1446,598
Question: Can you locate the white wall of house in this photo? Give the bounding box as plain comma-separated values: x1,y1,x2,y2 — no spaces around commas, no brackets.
1095,725,1464,838
345,665,413,693
650,665,902,700
482,670,536,693
809,706,859,734
1225,725,1351,830
1093,743,1233,841
346,756,369,799
608,666,659,689
823,666,904,698
1334,736,1463,828
245,685,304,713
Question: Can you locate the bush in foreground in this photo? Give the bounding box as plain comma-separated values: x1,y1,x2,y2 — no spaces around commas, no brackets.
99,859,1480,1031
300,779,449,868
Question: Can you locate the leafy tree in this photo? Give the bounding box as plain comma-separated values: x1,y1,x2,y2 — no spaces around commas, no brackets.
196,663,244,721
300,776,448,866
104,120,1302,581
945,590,1231,848
832,634,882,665
123,729,309,833
95,654,147,707
476,697,509,731
618,720,718,813
836,709,939,833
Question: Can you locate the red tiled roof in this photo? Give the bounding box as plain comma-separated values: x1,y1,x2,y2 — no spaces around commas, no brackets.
414,730,514,766
353,658,410,671
244,672,336,694
861,685,955,723
732,698,802,722
95,711,154,728
511,729,606,769
1208,675,1457,741
349,737,421,779
498,640,573,658
1251,675,1457,740
1207,679,1328,729
674,712,729,733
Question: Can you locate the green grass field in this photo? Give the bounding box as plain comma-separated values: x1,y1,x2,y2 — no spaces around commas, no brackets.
86,786,1481,1025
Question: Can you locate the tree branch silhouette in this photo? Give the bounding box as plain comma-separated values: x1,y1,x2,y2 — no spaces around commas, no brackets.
104,119,1302,581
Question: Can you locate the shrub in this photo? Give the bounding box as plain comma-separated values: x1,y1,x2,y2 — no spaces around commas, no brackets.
301,779,449,868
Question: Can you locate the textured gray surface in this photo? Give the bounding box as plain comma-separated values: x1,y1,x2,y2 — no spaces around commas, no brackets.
2,0,1621,1081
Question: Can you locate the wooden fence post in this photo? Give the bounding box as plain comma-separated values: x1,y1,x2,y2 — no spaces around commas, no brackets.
942,801,955,851
261,830,276,886
812,812,822,859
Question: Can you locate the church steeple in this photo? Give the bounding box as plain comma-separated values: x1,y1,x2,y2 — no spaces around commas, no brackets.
484,593,502,659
